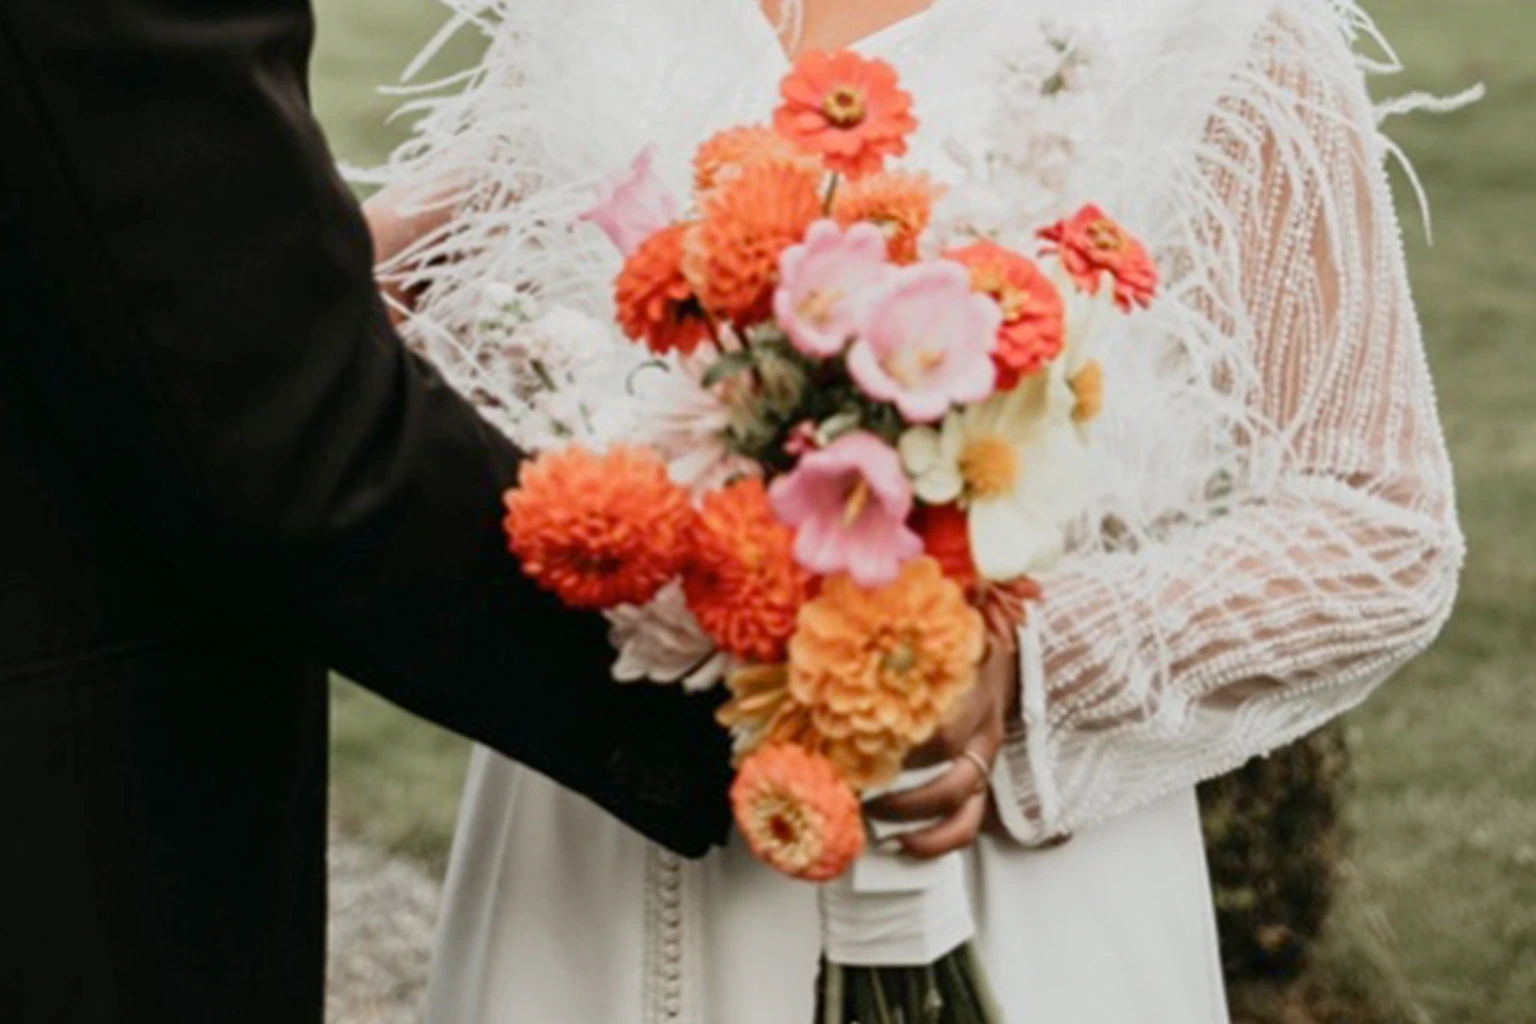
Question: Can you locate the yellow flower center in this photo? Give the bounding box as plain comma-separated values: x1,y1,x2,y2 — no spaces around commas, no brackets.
752,795,820,867
972,267,1026,322
959,434,1019,501
1069,359,1104,424
1088,220,1125,252
842,478,872,528
887,346,946,388
822,86,869,128
881,639,919,676
796,288,843,329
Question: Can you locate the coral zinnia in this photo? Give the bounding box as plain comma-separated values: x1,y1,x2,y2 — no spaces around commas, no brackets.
615,222,714,356
732,743,866,882
833,170,940,264
947,241,1066,389
504,445,693,610
789,557,985,789
683,478,814,663
687,160,823,324
773,49,917,180
693,125,815,197
1038,204,1159,313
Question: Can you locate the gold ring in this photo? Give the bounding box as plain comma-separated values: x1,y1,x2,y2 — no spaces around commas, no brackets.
959,748,992,792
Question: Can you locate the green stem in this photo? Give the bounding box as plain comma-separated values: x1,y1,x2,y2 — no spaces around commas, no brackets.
871,970,897,1024
822,962,845,1024
959,943,1006,1021
823,172,842,214
530,357,558,393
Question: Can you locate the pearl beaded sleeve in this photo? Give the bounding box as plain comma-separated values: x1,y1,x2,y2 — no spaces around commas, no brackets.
996,5,1464,845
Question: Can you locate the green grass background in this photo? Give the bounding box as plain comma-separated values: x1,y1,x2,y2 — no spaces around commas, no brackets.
310,1,1536,1019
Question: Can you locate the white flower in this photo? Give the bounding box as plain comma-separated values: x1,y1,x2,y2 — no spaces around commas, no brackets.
531,306,619,371
633,353,759,496
930,19,1115,248
605,582,731,692
468,300,653,450
899,375,1085,580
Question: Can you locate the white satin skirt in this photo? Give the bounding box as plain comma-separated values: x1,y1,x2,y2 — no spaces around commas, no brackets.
424,746,1229,1024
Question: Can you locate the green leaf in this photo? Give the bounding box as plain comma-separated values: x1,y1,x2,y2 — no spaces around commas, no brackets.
702,350,757,389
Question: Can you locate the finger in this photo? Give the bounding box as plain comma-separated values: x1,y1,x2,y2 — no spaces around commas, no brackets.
898,791,988,860
866,757,987,823
981,796,1010,839
906,690,990,768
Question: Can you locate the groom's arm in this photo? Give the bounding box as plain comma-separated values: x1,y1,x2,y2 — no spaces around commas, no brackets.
0,0,731,854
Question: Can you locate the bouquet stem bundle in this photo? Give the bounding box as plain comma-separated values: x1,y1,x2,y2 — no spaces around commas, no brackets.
818,944,1004,1024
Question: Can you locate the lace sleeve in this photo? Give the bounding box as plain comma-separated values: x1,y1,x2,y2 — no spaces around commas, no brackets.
994,5,1465,844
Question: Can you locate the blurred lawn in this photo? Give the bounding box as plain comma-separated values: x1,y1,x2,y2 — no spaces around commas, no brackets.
312,1,1536,1019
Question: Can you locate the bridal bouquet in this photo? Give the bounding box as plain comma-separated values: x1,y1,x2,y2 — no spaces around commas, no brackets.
496,47,1157,1024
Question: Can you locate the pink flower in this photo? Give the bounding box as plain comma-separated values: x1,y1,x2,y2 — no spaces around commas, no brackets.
846,261,1000,423
580,147,681,256
783,420,821,458
773,220,891,358
769,431,924,589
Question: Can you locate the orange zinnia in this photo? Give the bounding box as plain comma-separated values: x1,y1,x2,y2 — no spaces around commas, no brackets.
717,663,815,764
947,241,1066,389
789,557,985,789
682,478,814,663
693,125,815,197
615,222,714,356
732,743,866,882
832,170,940,264
504,445,693,610
773,49,916,181
1038,204,1159,313
686,160,823,324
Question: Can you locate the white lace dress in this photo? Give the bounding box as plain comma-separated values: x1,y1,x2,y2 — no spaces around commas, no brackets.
384,1,1464,1021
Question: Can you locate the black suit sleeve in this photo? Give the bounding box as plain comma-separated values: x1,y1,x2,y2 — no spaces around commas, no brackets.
0,0,730,855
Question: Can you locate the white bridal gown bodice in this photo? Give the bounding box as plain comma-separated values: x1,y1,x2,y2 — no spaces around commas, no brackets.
403,0,1464,1021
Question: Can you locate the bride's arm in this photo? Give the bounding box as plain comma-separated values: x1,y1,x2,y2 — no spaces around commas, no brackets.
992,6,1463,844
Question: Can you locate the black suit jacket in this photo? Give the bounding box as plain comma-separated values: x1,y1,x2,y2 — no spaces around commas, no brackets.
0,0,731,1019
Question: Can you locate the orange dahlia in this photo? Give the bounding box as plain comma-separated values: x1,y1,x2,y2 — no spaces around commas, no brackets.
789,557,986,789
717,663,815,763
686,160,823,324
773,49,916,181
1038,204,1159,313
832,170,941,264
615,222,714,356
504,445,693,610
693,125,815,197
912,503,979,592
731,743,866,882
947,241,1066,389
682,478,814,663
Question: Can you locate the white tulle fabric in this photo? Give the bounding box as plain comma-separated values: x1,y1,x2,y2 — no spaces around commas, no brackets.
370,0,1464,1020
991,5,1467,845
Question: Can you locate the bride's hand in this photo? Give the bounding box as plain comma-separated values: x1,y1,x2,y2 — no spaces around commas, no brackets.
362,180,457,326
864,644,1019,859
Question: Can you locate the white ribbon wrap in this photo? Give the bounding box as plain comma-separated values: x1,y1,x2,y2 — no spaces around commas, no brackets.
819,767,977,967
